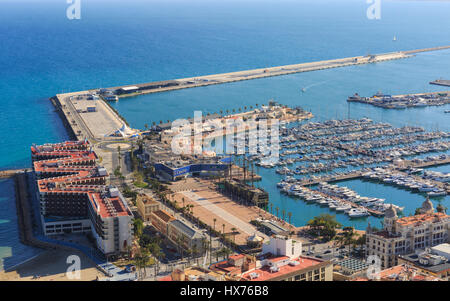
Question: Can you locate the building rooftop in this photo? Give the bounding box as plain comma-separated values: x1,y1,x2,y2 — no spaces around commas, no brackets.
32,142,131,219
170,219,202,239
379,264,441,281
31,140,89,154
158,267,224,281
152,209,176,223
351,264,442,281
336,258,370,273
396,212,448,227
431,243,450,255
399,254,450,274
240,256,325,281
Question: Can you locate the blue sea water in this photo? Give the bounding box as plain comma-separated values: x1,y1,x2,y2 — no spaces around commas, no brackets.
0,0,449,268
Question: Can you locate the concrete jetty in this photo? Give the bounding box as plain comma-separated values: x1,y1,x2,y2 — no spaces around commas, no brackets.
103,45,450,98
430,79,450,87
297,156,450,187
0,169,26,179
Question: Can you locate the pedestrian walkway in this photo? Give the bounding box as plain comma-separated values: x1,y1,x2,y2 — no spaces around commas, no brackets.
182,191,268,240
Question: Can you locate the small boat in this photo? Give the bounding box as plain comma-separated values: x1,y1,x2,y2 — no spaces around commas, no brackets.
347,208,369,218
336,203,352,212
427,189,446,197
419,184,435,192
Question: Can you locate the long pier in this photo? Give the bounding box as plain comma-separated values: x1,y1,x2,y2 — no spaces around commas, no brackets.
303,187,384,217
0,169,26,179
104,45,450,98
430,79,450,87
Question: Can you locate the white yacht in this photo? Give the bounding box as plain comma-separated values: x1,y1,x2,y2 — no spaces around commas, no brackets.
347,208,369,218
336,203,352,212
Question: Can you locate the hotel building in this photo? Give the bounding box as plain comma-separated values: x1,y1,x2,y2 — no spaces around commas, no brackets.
366,198,450,269
210,235,333,281
31,141,133,256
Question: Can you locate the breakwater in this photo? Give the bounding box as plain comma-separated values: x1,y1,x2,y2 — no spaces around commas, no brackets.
103,46,450,98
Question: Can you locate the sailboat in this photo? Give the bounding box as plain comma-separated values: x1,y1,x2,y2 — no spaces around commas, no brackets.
393,35,397,41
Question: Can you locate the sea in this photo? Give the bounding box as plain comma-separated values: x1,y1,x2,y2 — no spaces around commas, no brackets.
0,0,449,270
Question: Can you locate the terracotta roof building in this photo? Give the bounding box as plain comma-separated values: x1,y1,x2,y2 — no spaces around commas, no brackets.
366,198,449,269
32,141,133,256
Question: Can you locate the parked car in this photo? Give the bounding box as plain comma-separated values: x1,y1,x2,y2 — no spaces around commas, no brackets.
125,264,136,273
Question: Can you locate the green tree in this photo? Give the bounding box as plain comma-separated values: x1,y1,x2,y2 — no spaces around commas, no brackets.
133,218,144,238
307,213,342,241
437,204,447,214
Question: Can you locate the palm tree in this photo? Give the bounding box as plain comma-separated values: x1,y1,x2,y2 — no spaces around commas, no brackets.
231,227,237,244
437,203,447,214
288,212,292,226
275,207,279,218
282,209,286,221
222,224,226,243
117,146,121,166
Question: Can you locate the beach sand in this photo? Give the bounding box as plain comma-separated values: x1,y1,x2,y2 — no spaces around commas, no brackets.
0,249,105,281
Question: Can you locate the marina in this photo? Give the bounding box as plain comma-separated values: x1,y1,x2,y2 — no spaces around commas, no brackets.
265,117,449,223
277,182,388,218
250,117,450,176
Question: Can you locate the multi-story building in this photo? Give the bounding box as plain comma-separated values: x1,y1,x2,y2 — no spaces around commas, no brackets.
210,235,333,281
168,219,205,254
31,141,133,256
149,209,176,236
366,198,450,268
136,193,160,222
149,209,205,254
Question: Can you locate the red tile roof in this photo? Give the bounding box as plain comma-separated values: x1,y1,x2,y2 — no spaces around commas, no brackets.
396,212,448,227
32,142,131,219
240,256,324,281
